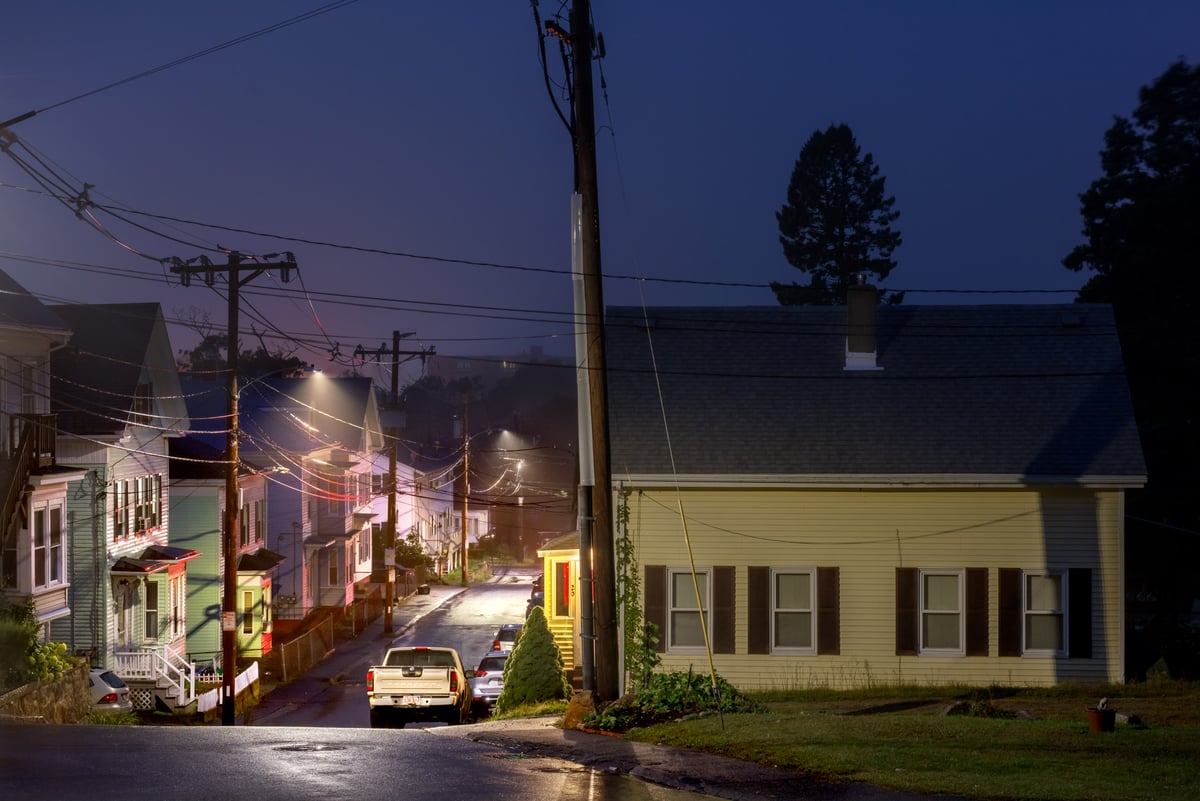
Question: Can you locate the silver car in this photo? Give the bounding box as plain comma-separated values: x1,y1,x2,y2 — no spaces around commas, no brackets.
468,652,508,717
89,668,133,712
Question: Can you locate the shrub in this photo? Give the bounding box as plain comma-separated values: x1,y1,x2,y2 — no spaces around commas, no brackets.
495,606,570,714
584,667,763,731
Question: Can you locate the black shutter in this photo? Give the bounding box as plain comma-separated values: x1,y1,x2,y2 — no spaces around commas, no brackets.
1068,568,1092,659
713,566,735,654
747,566,770,654
817,567,840,655
998,568,1022,657
965,568,988,657
895,567,918,655
644,565,666,653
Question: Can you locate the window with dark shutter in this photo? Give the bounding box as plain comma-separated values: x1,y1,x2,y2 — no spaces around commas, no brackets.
965,568,988,656
713,566,735,654
817,567,840,655
1068,568,1092,658
644,565,666,653
747,566,770,654
895,567,918,655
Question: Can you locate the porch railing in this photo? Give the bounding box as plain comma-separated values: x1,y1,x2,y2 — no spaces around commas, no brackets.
114,645,197,707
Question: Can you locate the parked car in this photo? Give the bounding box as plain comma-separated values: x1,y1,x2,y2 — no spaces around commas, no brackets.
468,651,508,717
526,591,544,618
89,668,132,712
491,623,523,652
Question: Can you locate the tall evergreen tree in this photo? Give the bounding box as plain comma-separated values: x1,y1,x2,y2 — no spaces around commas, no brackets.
1064,60,1200,678
773,123,903,305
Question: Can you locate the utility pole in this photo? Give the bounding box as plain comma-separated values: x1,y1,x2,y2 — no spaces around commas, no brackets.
172,251,296,726
354,332,432,633
569,0,618,702
460,404,470,587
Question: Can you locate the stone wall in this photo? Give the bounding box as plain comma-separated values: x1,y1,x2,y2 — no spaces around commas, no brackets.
0,662,90,724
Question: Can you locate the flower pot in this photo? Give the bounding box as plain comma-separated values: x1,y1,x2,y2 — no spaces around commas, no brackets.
1087,707,1115,732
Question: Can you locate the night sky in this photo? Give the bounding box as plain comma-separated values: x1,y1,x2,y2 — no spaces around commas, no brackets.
2,1,1198,386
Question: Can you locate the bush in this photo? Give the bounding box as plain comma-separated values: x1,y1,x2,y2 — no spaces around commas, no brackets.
0,602,77,690
495,606,570,714
584,667,763,732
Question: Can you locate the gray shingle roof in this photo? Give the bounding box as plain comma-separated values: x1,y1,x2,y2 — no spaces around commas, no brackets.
605,303,1146,485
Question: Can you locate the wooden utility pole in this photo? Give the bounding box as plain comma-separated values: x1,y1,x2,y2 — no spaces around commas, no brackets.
352,331,429,633
460,404,469,587
172,252,296,726
569,0,618,702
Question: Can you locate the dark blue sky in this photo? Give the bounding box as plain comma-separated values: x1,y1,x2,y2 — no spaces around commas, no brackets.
2,1,1197,386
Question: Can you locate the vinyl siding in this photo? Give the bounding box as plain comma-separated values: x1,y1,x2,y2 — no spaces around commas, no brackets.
170,483,222,662
628,486,1123,689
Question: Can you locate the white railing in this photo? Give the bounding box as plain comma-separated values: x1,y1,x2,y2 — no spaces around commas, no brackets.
114,645,196,707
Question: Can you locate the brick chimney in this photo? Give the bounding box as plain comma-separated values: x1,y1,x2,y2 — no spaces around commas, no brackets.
845,275,881,371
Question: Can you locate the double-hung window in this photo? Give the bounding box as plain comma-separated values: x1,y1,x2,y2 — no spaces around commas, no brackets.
1024,571,1065,655
920,570,964,654
144,581,159,640
31,504,65,590
772,568,815,653
668,568,710,650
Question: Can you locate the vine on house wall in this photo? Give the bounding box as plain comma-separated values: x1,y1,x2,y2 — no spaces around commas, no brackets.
615,490,659,692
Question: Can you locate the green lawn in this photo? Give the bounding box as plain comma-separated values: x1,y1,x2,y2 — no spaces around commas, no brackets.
624,684,1200,801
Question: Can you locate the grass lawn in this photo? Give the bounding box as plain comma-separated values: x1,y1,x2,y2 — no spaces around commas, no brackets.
624,681,1200,801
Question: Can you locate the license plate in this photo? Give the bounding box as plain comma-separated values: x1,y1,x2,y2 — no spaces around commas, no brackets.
401,695,418,706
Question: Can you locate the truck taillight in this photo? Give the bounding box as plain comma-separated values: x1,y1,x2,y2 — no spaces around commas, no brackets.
367,669,374,692
449,671,458,692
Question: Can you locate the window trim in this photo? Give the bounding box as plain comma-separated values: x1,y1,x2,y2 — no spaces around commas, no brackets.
919,569,965,656
667,567,711,654
770,567,817,655
1022,569,1068,657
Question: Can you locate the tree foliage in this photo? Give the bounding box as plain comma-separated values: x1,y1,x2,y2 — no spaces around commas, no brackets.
494,605,570,714
773,123,903,305
1063,59,1200,514
1063,60,1200,678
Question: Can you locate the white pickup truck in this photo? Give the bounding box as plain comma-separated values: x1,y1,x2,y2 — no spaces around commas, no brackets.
366,645,472,728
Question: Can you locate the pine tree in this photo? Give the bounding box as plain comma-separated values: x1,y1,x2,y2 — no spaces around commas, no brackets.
772,123,903,305
494,606,570,713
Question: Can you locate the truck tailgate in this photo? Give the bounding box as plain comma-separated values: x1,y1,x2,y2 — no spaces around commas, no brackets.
372,667,451,696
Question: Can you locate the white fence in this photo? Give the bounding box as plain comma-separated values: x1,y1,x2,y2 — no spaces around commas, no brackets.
197,660,260,714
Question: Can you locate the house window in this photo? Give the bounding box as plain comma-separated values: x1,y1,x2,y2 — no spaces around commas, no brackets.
30,504,65,590
328,549,339,586
1024,571,1065,654
255,499,265,542
242,590,254,634
132,382,153,418
240,502,250,547
112,481,128,539
32,508,47,588
668,568,710,650
144,581,159,640
772,568,815,653
921,570,963,654
170,574,185,638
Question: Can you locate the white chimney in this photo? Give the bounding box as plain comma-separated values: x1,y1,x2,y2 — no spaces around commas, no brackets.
845,275,882,371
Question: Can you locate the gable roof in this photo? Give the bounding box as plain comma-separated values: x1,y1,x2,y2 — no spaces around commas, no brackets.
0,268,71,336
49,303,188,436
605,303,1146,487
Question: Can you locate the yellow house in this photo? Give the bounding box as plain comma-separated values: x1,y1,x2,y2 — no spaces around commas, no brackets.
606,287,1146,690
537,531,580,673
